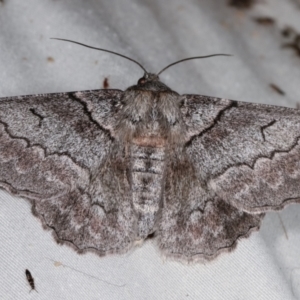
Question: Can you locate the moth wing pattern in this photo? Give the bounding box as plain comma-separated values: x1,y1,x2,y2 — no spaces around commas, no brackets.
157,150,264,261
181,95,300,212
0,89,137,255
157,94,300,261
2,82,300,262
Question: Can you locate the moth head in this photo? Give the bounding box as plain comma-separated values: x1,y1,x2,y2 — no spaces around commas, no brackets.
127,73,173,92
137,73,159,85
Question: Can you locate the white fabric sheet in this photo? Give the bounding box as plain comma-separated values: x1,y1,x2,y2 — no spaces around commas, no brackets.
1,0,300,299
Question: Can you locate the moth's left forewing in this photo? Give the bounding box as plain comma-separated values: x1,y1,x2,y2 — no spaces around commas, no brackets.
181,95,300,213
0,89,137,255
74,89,123,133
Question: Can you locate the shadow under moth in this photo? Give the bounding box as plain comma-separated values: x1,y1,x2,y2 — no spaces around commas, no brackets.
1,40,300,262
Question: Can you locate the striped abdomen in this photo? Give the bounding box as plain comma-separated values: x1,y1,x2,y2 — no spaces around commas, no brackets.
131,144,165,239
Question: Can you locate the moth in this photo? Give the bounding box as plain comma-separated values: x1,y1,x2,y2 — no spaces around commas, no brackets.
1,39,300,262
25,269,37,292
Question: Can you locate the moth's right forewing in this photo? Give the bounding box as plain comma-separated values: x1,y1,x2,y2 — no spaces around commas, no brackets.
182,95,300,213
179,94,233,140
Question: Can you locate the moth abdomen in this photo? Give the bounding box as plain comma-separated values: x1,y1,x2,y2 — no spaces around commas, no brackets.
131,144,165,239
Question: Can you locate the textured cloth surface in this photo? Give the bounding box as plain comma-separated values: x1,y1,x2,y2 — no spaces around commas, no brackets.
1,0,300,299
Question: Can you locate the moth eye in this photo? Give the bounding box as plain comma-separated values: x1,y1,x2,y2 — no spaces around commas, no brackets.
138,78,146,85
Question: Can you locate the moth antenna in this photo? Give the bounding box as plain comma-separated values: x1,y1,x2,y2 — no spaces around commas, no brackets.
157,54,232,76
51,38,148,74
